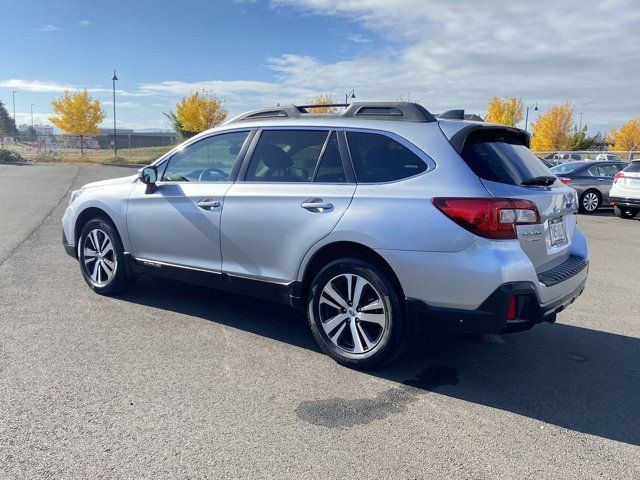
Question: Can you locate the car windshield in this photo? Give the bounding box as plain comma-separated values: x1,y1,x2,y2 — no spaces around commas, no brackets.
551,162,586,174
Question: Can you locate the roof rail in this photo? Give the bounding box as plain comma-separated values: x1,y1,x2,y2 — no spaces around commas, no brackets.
225,102,437,124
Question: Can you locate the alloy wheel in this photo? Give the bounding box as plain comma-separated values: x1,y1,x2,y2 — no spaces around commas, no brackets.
82,228,117,286
583,192,599,212
318,273,387,355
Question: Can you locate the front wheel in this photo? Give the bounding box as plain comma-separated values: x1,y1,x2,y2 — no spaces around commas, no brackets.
307,257,408,369
580,190,601,214
614,205,638,219
78,218,136,295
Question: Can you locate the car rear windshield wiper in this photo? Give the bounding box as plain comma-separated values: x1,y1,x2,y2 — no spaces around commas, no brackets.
521,175,557,186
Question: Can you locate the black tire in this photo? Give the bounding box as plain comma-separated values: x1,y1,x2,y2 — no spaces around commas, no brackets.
307,257,408,369
614,205,638,219
579,190,601,214
77,218,136,295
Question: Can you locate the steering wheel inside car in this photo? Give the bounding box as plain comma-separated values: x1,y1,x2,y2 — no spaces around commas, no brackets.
198,167,228,182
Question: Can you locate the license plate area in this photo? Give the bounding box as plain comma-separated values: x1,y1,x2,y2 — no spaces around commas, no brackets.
548,217,567,247
630,178,640,186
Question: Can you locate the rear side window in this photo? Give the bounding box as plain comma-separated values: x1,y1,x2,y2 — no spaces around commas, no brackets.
623,161,640,173
461,131,551,186
347,132,427,183
245,130,329,182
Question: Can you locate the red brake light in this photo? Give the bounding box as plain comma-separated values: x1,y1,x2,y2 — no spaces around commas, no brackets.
506,296,518,320
614,172,626,183
432,198,541,240
560,177,572,185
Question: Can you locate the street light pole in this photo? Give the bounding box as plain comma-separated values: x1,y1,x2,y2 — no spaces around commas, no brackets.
11,91,16,124
345,89,356,105
524,103,538,132
578,113,583,132
112,69,118,158
30,104,34,130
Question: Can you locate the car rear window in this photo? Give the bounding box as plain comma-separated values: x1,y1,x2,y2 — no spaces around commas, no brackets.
460,131,551,186
550,162,585,174
623,161,640,173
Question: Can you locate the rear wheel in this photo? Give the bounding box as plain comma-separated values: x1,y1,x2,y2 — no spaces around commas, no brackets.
78,218,136,295
614,205,638,219
579,190,601,214
307,257,407,369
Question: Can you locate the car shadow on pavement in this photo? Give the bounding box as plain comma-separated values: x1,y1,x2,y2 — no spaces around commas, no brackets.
121,275,640,446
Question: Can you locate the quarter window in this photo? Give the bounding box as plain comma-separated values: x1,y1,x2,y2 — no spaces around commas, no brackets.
245,130,331,182
346,131,427,183
162,131,250,182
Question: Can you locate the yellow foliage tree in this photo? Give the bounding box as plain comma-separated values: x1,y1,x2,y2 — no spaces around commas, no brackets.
530,102,575,152
485,96,524,126
307,93,338,114
49,90,106,155
175,90,227,135
608,117,640,159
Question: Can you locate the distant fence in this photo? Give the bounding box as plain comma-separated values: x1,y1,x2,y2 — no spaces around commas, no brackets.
1,134,178,164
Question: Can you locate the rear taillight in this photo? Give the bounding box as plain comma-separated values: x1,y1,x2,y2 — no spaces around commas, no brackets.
506,296,518,320
614,172,626,183
432,198,541,240
560,177,572,185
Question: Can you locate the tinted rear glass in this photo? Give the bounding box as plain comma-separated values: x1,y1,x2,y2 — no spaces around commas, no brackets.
551,162,586,174
622,161,640,173
347,131,427,183
461,141,551,186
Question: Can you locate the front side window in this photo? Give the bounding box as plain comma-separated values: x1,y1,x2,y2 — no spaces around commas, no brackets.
245,130,330,182
162,131,250,182
347,131,427,183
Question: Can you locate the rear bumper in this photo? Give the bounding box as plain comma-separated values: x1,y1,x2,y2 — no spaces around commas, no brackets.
407,273,587,334
610,196,640,208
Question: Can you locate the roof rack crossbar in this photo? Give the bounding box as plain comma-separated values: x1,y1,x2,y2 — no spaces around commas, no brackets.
226,102,437,124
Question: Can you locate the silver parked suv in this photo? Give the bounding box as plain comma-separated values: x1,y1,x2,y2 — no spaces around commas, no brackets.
62,102,589,368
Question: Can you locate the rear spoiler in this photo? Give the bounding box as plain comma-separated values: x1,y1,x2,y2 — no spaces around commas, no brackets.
440,123,531,154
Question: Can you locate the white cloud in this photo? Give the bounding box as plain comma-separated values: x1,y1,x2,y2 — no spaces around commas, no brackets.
36,24,61,32
78,20,92,26
0,79,149,97
264,0,640,131
345,33,371,44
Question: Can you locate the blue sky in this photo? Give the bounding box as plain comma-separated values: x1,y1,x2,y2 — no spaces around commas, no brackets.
1,0,638,133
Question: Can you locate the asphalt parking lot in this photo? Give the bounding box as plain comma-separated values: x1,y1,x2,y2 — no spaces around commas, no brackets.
0,163,638,479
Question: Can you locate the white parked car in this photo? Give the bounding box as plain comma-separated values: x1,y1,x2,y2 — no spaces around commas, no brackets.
610,160,640,219
595,153,623,162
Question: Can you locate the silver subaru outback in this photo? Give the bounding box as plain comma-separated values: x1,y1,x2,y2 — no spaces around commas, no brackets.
62,102,588,368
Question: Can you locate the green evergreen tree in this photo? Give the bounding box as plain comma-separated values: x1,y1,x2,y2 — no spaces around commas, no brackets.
0,101,18,136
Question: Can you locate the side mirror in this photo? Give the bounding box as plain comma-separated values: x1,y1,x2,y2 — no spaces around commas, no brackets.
138,166,158,194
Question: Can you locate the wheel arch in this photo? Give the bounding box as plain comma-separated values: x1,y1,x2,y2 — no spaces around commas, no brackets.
74,207,117,247
299,241,406,305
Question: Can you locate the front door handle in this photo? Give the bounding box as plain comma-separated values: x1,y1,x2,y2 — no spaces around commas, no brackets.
197,198,221,210
301,198,334,213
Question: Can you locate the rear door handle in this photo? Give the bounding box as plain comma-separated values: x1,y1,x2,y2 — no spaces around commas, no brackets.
196,198,221,210
301,198,334,213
